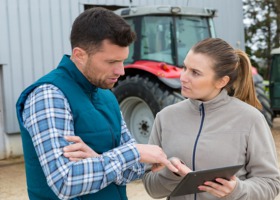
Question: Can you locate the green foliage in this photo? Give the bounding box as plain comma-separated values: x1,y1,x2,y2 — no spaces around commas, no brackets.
243,0,280,78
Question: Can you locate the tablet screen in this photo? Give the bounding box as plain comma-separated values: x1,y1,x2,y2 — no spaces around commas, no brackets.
170,164,243,197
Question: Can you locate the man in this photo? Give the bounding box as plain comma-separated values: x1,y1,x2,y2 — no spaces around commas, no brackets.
16,7,177,200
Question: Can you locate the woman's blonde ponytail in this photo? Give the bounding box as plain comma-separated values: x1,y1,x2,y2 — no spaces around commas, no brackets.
234,50,262,109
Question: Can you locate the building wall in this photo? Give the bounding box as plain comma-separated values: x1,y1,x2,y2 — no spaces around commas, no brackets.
0,0,244,158
188,0,245,49
0,0,81,158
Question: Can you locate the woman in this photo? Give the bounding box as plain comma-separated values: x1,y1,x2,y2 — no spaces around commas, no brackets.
142,38,280,200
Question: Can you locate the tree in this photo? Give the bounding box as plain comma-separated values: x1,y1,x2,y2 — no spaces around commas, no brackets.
243,0,280,78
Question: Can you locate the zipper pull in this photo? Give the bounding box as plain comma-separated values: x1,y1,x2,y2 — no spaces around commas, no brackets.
199,104,204,116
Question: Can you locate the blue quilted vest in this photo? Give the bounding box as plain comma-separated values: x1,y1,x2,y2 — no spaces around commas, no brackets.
16,55,126,200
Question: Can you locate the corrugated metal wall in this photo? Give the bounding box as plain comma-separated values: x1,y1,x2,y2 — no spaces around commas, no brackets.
0,0,79,134
0,0,244,157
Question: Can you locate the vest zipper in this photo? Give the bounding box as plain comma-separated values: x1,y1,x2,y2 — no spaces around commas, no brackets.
89,92,93,101
110,127,116,148
192,103,205,200
88,88,116,149
89,87,97,102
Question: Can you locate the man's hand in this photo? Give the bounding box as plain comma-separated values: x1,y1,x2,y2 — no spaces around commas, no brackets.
135,144,178,173
63,136,178,174
63,136,100,161
169,157,192,176
151,157,192,175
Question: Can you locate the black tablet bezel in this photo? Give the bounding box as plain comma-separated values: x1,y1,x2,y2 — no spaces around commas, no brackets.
170,164,243,197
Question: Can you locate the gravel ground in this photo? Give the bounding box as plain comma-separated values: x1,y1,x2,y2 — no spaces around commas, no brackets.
1,118,280,200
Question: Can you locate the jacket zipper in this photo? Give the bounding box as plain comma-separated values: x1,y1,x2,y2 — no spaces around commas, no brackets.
89,90,116,149
192,103,205,200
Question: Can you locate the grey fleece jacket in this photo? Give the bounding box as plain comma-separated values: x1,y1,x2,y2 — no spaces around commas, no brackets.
142,89,280,200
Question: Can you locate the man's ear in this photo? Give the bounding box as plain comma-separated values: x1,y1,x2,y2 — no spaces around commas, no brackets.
72,47,87,66
216,75,230,89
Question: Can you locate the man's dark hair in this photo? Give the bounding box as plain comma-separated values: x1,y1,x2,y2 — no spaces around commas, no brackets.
70,7,136,54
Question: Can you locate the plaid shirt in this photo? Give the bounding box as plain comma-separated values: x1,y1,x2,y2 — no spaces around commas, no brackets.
22,84,144,199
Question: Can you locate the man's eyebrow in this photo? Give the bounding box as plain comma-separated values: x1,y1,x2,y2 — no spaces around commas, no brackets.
106,58,127,62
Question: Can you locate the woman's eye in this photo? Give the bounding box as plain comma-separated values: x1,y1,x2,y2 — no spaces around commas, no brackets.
192,70,200,76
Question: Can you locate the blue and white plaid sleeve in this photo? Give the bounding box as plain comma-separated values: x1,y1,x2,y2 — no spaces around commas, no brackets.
22,84,143,199
114,114,145,185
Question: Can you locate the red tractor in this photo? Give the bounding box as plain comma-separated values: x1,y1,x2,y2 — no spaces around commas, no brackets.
112,5,272,143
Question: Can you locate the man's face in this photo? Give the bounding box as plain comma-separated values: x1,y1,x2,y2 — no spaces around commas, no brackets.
78,40,129,89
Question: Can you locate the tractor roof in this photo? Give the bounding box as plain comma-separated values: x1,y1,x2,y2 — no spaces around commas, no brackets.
271,48,280,55
114,5,216,18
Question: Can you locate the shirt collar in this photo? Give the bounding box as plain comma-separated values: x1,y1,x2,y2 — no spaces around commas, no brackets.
58,55,97,93
189,89,231,112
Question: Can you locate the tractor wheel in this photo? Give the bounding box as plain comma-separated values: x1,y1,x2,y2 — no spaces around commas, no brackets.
255,84,273,127
112,75,184,144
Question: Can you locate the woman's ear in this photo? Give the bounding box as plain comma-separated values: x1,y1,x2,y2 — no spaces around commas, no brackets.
216,75,230,89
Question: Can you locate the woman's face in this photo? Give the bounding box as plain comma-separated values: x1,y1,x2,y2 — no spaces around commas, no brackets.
180,50,225,101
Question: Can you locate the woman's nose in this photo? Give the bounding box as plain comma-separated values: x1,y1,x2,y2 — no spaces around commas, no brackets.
180,70,189,82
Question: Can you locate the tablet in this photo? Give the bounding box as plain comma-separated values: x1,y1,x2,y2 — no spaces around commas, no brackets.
170,164,243,197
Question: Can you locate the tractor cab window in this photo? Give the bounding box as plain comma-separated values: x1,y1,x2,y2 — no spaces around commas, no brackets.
124,19,136,64
140,16,174,64
175,16,211,65
125,15,211,66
